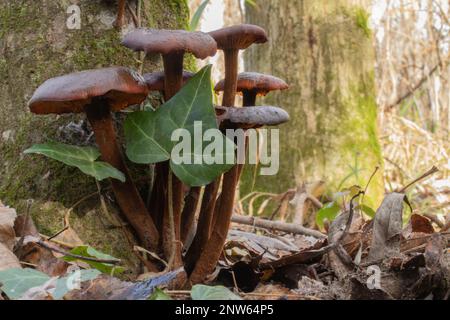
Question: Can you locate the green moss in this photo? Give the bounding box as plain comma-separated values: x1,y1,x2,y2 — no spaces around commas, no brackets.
0,0,191,267
354,7,371,38
14,199,141,278
0,2,40,38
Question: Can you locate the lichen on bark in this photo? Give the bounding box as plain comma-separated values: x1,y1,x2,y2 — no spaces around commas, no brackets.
0,0,191,271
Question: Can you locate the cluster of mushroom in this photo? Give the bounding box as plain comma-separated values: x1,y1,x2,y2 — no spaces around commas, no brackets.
27,24,289,287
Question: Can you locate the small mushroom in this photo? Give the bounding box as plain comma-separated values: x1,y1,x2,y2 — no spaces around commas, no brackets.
215,105,290,129
115,0,127,28
28,67,159,252
122,29,217,99
209,24,267,107
215,72,289,106
144,70,194,96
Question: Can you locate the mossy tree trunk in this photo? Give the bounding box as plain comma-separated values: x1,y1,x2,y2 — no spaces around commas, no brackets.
0,0,191,273
244,0,384,207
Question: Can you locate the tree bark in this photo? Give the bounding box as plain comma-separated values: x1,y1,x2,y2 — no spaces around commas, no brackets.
0,0,191,271
244,0,384,207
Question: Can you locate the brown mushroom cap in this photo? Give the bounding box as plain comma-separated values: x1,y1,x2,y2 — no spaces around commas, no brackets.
28,67,149,115
215,72,288,96
143,71,195,92
215,106,289,129
208,24,268,50
121,29,217,59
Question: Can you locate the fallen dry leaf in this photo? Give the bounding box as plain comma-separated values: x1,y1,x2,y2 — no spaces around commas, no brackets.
14,217,70,277
0,242,21,271
0,202,17,251
367,193,406,262
404,214,435,236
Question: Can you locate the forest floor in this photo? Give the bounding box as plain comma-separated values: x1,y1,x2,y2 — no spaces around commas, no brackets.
0,167,449,300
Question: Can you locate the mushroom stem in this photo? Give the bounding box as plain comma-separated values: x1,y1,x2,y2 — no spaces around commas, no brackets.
115,0,127,28
163,52,185,100
242,90,257,107
160,52,185,271
236,91,255,179
184,180,220,274
84,99,159,252
180,186,202,245
222,49,240,107
188,49,241,284
189,166,239,284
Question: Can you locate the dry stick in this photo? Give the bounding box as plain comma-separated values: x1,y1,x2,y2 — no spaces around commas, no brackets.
36,240,121,265
47,226,69,242
398,165,439,193
384,64,440,111
180,186,202,244
39,233,77,249
126,1,139,27
231,215,327,239
160,52,185,274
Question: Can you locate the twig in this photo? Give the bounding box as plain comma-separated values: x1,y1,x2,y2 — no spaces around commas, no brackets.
167,171,176,269
39,233,78,249
47,226,69,241
362,166,379,205
307,195,323,209
384,64,440,111
398,166,439,193
134,245,168,268
36,240,121,264
338,191,364,243
231,215,326,239
126,1,139,27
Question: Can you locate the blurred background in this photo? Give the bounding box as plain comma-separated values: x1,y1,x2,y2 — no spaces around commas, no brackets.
189,0,449,224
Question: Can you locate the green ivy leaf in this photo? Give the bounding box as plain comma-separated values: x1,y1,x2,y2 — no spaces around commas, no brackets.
0,268,50,299
191,285,242,300
125,65,234,186
359,204,376,218
189,0,210,31
149,288,172,300
24,142,125,182
53,269,101,299
316,201,341,229
63,246,124,276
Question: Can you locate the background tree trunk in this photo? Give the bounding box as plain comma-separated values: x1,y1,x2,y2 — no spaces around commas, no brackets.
0,0,191,273
244,0,384,207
